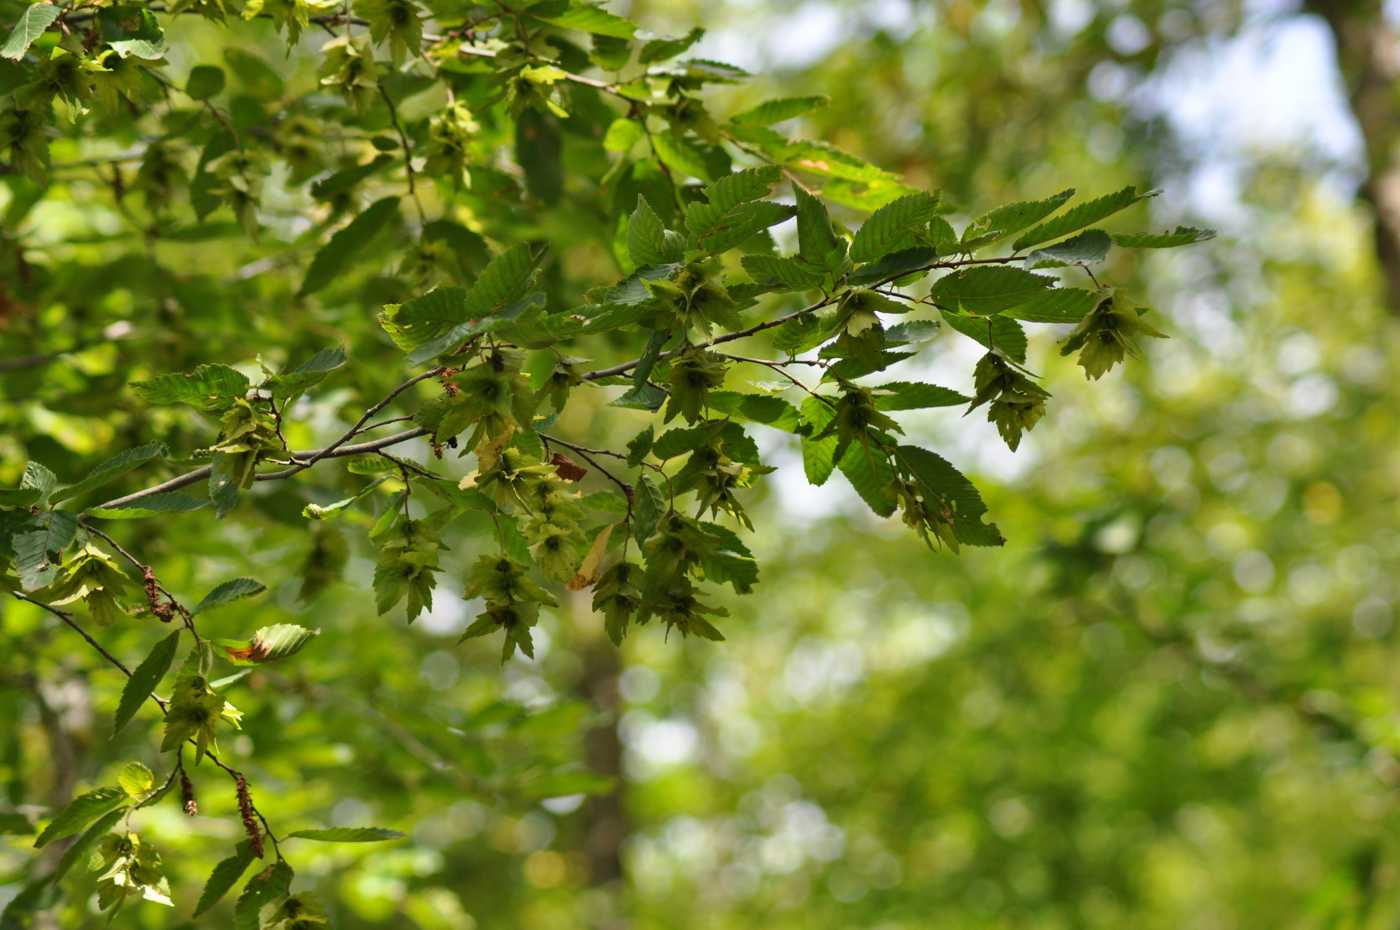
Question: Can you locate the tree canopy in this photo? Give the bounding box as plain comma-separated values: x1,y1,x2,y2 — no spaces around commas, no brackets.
0,0,1268,926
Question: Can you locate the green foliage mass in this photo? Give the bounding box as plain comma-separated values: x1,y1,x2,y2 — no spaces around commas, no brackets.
0,0,1222,925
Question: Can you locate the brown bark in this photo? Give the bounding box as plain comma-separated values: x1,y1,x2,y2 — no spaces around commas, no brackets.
1308,0,1400,313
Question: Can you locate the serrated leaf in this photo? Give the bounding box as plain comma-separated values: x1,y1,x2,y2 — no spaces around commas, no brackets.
794,185,842,266
1111,226,1216,248
941,311,1028,362
961,188,1074,248
270,346,346,400
220,623,319,665
837,441,897,516
651,129,710,181
705,391,801,432
33,786,127,849
49,807,126,885
1026,229,1111,266
51,443,166,504
849,192,939,263
535,4,636,38
1002,288,1101,323
1012,186,1151,251
931,266,1055,315
632,474,663,543
193,577,266,615
108,36,167,59
639,27,703,63
89,491,209,519
114,631,180,735
234,860,293,930
300,197,400,296
895,445,1004,546
695,200,795,254
1,4,59,60
870,382,969,411
730,95,828,127
741,254,824,290
704,165,781,213
628,195,675,267
287,826,404,842
799,396,838,486
132,364,250,411
463,243,537,316
12,510,77,590
195,843,257,917
610,383,667,411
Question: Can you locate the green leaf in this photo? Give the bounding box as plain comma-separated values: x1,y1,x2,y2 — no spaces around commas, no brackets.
794,185,842,267
931,266,1055,315
703,165,782,213
464,243,537,316
234,859,293,930
849,192,939,263
895,445,1004,546
1111,226,1216,248
639,27,703,63
270,346,347,400
219,623,319,665
1,4,59,61
693,200,795,254
609,383,667,411
1002,288,1102,323
49,807,126,885
730,95,829,127
114,631,180,735
603,117,644,153
0,811,33,834
117,762,156,800
941,311,1028,363
1011,186,1151,251
632,474,663,543
961,188,1074,248
535,3,636,38
132,364,250,411
628,195,676,267
194,842,257,917
287,826,404,842
300,197,400,296
51,443,166,504
303,476,387,520
185,64,226,100
837,441,897,516
870,382,970,411
108,36,167,59
651,129,710,181
192,577,266,615
706,392,802,432
1026,229,1111,266
89,491,209,519
741,254,824,290
1,462,55,508
33,786,127,849
799,396,839,486
12,510,77,590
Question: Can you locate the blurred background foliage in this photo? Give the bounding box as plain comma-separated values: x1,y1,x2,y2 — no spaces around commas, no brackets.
4,0,1399,928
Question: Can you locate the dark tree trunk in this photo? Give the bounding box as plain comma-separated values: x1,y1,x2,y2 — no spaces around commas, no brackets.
1308,0,1400,314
